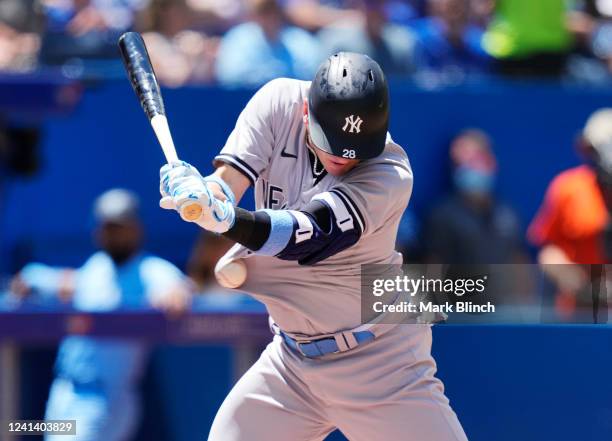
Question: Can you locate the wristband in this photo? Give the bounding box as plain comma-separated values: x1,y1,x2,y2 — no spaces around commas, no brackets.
204,175,236,205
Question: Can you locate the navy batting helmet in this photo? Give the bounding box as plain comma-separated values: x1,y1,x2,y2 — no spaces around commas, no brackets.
308,52,389,160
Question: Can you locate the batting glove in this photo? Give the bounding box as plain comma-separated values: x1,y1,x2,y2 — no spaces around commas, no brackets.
159,161,202,204
159,163,235,233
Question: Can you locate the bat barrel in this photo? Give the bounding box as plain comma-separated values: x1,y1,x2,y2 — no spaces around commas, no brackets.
118,32,165,120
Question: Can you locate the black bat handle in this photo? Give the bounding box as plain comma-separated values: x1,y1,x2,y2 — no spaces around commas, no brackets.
118,32,165,120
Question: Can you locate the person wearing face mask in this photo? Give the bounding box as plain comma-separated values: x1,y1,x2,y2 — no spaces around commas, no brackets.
424,129,525,265
422,130,528,313
10,188,191,441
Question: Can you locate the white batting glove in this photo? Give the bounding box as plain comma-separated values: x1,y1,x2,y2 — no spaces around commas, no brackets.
159,162,236,233
200,197,236,233
159,161,202,208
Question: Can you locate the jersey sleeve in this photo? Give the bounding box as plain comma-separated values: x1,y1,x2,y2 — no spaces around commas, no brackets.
214,78,287,186
328,144,414,238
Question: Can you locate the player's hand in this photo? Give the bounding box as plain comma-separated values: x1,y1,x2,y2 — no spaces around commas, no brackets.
159,162,236,233
159,161,207,211
9,274,31,298
159,162,213,222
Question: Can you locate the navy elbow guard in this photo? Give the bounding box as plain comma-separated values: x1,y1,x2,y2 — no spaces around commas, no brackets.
255,192,362,265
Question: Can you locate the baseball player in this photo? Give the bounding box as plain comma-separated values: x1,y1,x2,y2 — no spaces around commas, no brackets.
160,52,467,441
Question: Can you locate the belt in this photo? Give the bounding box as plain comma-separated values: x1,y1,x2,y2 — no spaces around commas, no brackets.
270,319,400,359
270,293,409,359
279,328,375,358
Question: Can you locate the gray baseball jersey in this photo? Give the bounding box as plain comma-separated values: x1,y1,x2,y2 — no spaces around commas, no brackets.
215,78,413,336
209,78,467,441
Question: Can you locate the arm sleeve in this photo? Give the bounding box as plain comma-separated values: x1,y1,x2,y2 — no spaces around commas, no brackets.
222,196,361,265
213,79,286,186
273,194,362,265
18,263,69,299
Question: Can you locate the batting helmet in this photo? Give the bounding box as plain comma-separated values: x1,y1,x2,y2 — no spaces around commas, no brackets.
308,52,389,160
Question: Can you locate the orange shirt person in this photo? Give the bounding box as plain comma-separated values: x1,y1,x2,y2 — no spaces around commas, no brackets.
529,109,612,316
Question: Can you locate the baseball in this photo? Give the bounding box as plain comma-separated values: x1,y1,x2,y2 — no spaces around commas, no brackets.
215,258,247,289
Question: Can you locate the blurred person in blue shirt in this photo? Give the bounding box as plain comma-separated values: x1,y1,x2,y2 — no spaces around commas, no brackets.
11,188,191,441
318,0,418,77
42,0,146,35
39,0,148,67
411,0,491,76
215,0,321,87
568,0,612,81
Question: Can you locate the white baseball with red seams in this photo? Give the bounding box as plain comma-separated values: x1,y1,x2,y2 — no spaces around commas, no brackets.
214,258,247,289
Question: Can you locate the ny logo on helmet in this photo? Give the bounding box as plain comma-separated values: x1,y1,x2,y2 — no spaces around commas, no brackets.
342,115,363,133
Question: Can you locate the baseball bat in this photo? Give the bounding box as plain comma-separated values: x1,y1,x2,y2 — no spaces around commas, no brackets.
118,31,203,222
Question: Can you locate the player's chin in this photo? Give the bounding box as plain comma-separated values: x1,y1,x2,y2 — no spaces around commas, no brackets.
323,159,358,176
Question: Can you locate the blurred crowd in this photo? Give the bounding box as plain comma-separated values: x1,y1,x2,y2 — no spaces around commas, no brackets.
1,0,612,86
